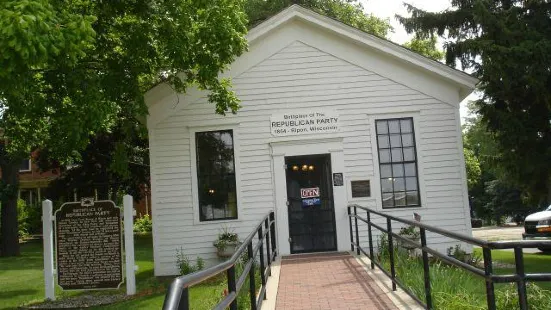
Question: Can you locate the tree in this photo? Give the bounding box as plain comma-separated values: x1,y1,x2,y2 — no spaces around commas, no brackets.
245,0,392,37
463,147,481,191
0,0,248,256
397,1,551,206
41,117,149,203
403,36,444,61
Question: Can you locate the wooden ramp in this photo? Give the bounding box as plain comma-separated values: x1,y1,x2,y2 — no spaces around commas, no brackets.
275,252,397,310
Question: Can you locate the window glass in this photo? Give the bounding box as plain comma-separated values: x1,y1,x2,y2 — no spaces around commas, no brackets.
196,130,237,221
377,135,390,148
20,159,31,172
376,118,421,208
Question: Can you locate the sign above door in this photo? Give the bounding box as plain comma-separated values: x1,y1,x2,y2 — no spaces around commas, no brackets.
270,110,339,137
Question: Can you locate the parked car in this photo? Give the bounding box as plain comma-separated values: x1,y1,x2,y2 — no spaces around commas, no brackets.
523,205,551,252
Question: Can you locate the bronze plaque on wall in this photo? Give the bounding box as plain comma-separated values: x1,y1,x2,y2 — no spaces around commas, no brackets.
351,180,371,198
55,199,123,290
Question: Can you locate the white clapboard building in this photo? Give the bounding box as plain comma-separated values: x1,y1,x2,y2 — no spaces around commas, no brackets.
146,5,477,276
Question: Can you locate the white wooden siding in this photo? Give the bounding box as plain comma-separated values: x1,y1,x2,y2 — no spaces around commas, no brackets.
149,40,470,275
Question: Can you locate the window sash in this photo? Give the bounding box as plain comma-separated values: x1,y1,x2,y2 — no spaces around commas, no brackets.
195,130,238,221
376,118,421,208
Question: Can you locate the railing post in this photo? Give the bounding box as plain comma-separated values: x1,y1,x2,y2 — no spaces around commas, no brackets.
354,206,360,255
179,288,189,310
264,217,272,275
482,247,496,310
514,247,528,310
270,212,277,258
367,211,374,269
227,266,237,310
348,206,354,251
258,226,267,300
420,228,432,309
248,243,257,310
387,218,396,291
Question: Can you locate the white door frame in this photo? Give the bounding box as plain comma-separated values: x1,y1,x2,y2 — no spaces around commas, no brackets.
270,137,349,256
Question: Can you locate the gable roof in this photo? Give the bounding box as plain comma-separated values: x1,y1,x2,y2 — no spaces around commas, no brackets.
146,5,477,109
248,5,477,92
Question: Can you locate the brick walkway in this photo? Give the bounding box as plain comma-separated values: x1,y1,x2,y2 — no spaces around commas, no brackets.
275,252,397,310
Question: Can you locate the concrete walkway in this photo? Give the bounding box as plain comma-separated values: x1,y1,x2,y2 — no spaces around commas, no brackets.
274,252,397,310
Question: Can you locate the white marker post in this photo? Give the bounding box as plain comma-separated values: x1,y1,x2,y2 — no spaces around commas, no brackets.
123,195,136,295
42,200,55,300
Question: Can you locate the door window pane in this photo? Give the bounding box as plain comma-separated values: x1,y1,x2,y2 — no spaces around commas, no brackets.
196,130,238,221
375,118,421,208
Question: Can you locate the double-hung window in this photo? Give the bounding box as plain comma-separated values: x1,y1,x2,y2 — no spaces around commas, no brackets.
195,130,238,221
375,118,420,208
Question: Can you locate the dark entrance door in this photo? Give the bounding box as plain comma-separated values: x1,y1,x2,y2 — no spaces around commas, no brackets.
285,154,337,254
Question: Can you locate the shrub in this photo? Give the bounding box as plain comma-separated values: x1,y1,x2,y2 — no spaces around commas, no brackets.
133,214,152,233
496,283,551,310
7,199,42,238
176,247,205,275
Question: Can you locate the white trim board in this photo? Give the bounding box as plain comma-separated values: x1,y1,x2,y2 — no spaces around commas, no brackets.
270,138,349,256
189,124,244,225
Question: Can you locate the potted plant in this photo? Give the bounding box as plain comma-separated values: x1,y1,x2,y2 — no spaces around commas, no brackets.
213,227,240,258
398,225,420,250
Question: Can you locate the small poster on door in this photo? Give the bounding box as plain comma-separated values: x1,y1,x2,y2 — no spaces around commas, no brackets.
300,187,320,199
302,197,321,207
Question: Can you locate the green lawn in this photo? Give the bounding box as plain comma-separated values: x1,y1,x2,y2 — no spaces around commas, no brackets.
0,234,236,309
473,248,551,290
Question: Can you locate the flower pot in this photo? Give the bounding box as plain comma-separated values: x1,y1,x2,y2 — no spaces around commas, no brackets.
398,235,420,250
216,241,241,258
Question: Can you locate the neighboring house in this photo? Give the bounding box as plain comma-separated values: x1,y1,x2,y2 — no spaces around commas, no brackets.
13,155,151,216
145,5,478,276
18,156,59,206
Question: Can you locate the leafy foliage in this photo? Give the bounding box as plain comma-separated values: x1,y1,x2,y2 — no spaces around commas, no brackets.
403,36,445,61
398,1,551,205
176,248,205,276
213,227,240,251
463,108,538,224
0,0,248,255
463,147,481,191
245,0,392,37
42,119,149,202
133,214,152,234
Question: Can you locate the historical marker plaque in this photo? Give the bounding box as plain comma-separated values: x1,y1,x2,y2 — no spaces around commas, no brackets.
55,199,123,290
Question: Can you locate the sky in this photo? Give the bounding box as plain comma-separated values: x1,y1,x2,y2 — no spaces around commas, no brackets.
359,0,478,123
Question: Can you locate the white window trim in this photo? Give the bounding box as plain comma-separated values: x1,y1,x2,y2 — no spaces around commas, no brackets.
189,124,242,225
19,159,31,172
368,112,427,211
347,177,374,202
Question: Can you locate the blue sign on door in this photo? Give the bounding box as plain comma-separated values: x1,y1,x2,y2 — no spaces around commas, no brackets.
302,197,321,207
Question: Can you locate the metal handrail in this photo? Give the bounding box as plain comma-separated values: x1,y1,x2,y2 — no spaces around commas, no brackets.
163,211,277,310
347,204,551,310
